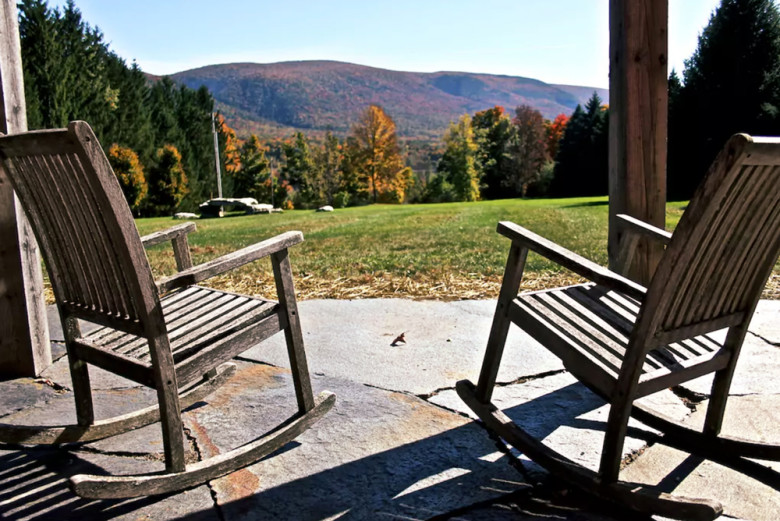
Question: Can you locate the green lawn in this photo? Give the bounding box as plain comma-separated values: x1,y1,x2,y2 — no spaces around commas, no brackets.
133,197,704,301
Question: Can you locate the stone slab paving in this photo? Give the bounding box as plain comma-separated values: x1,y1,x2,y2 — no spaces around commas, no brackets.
621,395,780,520
243,299,563,396
0,300,777,520
182,360,536,520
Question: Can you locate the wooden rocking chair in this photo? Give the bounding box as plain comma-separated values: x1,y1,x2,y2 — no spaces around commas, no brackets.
0,121,335,498
457,134,780,520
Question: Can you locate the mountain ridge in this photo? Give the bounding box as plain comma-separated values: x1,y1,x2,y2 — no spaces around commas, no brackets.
169,60,608,139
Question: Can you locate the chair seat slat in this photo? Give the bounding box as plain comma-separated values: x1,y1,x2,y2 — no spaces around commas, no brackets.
515,284,727,391
83,286,278,368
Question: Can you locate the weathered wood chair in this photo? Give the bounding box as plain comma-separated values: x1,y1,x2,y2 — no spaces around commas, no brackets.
0,121,335,498
457,134,780,520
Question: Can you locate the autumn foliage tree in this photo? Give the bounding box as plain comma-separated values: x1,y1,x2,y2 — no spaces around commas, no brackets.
545,114,569,160
349,104,406,203
507,105,548,197
434,114,481,202
145,144,188,216
108,144,146,214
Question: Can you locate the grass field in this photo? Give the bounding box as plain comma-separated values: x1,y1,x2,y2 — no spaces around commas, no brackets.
128,196,744,301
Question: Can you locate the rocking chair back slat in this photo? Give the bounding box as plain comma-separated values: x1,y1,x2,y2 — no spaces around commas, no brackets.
0,123,159,332
640,135,780,346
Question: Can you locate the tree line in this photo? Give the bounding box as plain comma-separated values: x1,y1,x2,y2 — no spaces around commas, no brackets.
19,0,218,216
18,0,780,214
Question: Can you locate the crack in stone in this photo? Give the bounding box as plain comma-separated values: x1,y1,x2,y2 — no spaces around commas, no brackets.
748,330,780,347
416,369,568,401
670,385,708,412
494,369,567,388
233,356,279,368
620,443,650,470
183,425,226,521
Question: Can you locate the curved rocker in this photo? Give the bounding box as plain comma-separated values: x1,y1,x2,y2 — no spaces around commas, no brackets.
0,122,334,499
0,363,235,445
460,134,780,520
631,402,780,463
71,391,335,499
457,380,722,521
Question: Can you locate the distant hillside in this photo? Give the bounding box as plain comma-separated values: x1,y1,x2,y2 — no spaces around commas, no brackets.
170,60,609,139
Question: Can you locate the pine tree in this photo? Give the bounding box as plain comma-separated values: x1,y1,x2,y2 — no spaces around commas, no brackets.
550,93,609,197
233,135,269,200
282,132,316,206
313,131,343,206
668,0,780,199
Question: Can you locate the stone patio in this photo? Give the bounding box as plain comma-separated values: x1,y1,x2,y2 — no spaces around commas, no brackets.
0,299,777,520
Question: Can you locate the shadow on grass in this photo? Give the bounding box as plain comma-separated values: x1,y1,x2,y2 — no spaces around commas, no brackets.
559,200,609,209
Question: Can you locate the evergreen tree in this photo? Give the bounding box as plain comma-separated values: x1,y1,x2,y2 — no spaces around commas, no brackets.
282,132,316,206
233,135,269,200
668,0,780,199
19,0,66,129
103,58,153,162
17,0,219,212
550,93,609,197
313,131,343,206
436,114,480,202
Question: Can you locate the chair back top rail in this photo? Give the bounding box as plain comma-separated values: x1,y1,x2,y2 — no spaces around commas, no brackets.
638,134,780,348
0,122,162,334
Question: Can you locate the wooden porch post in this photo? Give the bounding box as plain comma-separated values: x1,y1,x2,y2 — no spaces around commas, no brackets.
0,0,51,376
608,0,668,285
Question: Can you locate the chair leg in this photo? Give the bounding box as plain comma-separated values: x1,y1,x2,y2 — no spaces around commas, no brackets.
475,243,528,403
272,249,315,413
599,398,634,483
63,317,94,426
147,337,187,473
703,326,748,436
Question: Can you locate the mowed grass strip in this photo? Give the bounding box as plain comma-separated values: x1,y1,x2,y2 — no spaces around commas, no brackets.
130,196,776,302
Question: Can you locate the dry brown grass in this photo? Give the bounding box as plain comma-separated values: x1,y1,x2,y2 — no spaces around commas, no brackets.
43,269,779,304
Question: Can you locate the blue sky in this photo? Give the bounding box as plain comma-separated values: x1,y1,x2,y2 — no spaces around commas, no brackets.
50,0,721,88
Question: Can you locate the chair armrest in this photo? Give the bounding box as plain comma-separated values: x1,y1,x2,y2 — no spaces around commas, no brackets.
616,214,672,246
156,230,304,294
141,222,197,271
614,214,671,279
140,222,197,247
497,221,647,300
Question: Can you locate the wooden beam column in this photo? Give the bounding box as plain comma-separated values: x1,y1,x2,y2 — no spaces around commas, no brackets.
0,0,51,376
608,0,668,285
